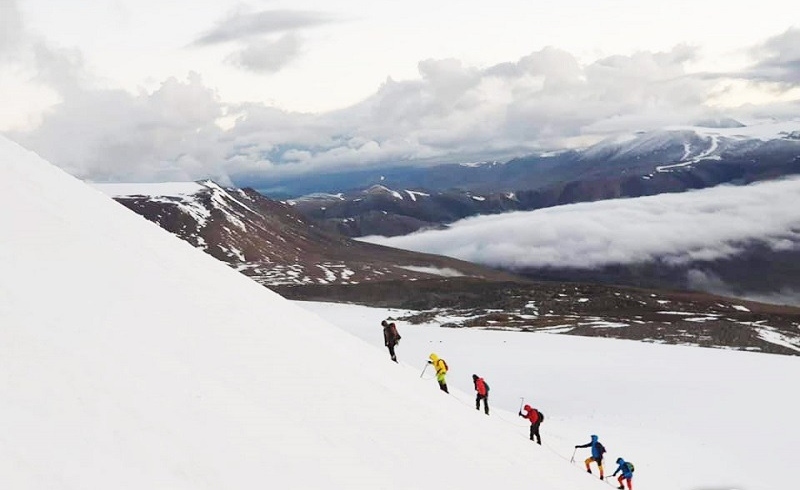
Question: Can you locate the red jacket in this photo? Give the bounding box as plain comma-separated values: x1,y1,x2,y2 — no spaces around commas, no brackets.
521,405,540,424
474,377,488,396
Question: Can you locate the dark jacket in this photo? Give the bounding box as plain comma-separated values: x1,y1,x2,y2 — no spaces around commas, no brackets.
383,322,401,346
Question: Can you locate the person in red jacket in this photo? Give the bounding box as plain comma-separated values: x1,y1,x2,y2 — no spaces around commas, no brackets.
518,404,543,444
472,374,489,415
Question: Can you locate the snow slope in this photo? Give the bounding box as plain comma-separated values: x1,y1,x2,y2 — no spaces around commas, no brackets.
298,301,800,490
0,137,610,488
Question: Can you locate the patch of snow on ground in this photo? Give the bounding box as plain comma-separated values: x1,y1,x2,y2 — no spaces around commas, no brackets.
756,327,800,352
405,190,429,201
582,320,629,329
152,195,211,227
397,265,465,277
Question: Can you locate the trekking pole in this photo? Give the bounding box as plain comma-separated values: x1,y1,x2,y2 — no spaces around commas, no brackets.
420,362,429,378
518,397,525,413
570,447,577,463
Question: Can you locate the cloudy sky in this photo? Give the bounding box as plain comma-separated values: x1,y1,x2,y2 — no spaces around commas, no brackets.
1,0,798,185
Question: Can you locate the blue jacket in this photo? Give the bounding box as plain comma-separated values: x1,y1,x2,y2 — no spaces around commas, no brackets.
613,459,633,479
576,435,605,460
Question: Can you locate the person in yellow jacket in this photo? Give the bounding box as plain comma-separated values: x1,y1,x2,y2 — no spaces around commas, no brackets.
428,353,449,393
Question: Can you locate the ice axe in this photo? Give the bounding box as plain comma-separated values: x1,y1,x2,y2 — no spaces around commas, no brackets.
570,447,577,463
420,362,430,378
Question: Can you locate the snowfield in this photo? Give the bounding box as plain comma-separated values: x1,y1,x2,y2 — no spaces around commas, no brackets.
1,134,797,490
298,301,800,490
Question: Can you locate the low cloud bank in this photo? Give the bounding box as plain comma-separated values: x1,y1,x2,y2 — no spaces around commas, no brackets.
361,178,800,270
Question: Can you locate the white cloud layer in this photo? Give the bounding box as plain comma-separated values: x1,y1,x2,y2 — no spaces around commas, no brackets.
361,178,800,270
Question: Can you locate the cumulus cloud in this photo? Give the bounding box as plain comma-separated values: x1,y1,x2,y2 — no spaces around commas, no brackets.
11,67,233,184
240,45,717,177
192,9,335,46
5,26,800,185
361,178,800,270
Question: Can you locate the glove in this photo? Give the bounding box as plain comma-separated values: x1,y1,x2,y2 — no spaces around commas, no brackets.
427,360,432,364
574,445,579,448
518,411,523,417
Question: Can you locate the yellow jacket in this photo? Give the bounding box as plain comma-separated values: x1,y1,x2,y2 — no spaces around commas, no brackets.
429,353,448,375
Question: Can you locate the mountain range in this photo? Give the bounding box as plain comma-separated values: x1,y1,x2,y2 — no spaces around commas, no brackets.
282,122,800,237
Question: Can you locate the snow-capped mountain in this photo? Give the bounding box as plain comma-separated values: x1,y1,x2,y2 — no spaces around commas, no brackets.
280,119,800,237
288,184,519,237
95,180,516,286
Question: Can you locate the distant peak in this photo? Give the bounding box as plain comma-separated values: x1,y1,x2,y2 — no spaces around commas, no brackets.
692,117,745,129
364,184,404,200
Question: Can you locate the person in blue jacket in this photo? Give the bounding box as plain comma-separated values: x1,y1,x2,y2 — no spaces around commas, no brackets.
574,434,606,479
612,457,634,490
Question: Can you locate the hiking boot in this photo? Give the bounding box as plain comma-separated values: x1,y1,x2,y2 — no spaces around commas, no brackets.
617,486,624,490
586,469,592,474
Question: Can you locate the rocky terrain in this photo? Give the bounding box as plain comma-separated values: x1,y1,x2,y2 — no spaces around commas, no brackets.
277,278,800,356
96,181,518,286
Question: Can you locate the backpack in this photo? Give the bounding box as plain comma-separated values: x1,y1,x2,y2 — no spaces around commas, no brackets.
596,442,606,454
537,410,544,423
484,381,489,392
439,358,448,371
625,462,635,473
